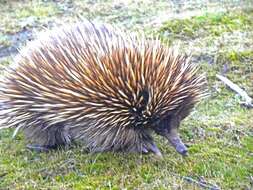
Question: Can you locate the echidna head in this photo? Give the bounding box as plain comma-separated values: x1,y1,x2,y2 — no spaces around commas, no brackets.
127,87,192,156
152,109,191,156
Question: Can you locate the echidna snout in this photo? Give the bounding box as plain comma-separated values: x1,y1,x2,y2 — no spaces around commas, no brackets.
166,129,188,156
153,109,192,156
157,126,188,156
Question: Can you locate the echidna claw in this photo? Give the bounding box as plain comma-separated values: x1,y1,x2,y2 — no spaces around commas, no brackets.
149,143,163,158
26,144,52,152
141,146,149,154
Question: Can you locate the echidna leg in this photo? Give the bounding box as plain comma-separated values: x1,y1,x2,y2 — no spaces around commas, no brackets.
24,124,71,152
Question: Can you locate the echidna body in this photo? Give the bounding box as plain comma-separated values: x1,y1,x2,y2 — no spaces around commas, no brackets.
0,21,206,156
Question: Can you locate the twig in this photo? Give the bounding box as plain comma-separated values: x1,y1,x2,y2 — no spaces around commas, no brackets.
216,74,253,108
250,175,253,184
171,172,220,190
182,176,220,190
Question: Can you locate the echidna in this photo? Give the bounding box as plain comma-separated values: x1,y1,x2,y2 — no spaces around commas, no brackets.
0,21,206,156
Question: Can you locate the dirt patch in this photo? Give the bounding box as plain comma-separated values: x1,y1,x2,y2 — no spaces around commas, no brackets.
0,28,33,58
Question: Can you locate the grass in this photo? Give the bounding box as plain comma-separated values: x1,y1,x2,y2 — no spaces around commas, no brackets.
0,1,253,189
0,1,60,33
159,10,253,39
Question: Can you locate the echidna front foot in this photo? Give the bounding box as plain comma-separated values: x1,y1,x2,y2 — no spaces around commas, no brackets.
26,144,56,152
140,141,163,158
26,143,71,152
146,143,163,158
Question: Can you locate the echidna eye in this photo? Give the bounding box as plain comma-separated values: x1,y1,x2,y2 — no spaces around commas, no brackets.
139,88,149,106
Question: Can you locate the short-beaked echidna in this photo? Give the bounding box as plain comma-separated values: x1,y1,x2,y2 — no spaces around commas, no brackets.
0,21,206,156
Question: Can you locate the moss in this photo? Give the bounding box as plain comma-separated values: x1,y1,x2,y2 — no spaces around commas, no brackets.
0,57,12,73
159,10,253,40
15,3,59,19
0,1,61,33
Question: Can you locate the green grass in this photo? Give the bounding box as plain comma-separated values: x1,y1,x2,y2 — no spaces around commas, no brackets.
159,10,253,39
0,1,61,33
0,1,253,189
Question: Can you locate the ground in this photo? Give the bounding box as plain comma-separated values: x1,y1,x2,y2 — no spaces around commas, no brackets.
0,0,253,189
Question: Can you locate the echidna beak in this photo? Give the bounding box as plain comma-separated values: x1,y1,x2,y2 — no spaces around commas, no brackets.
167,136,188,156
